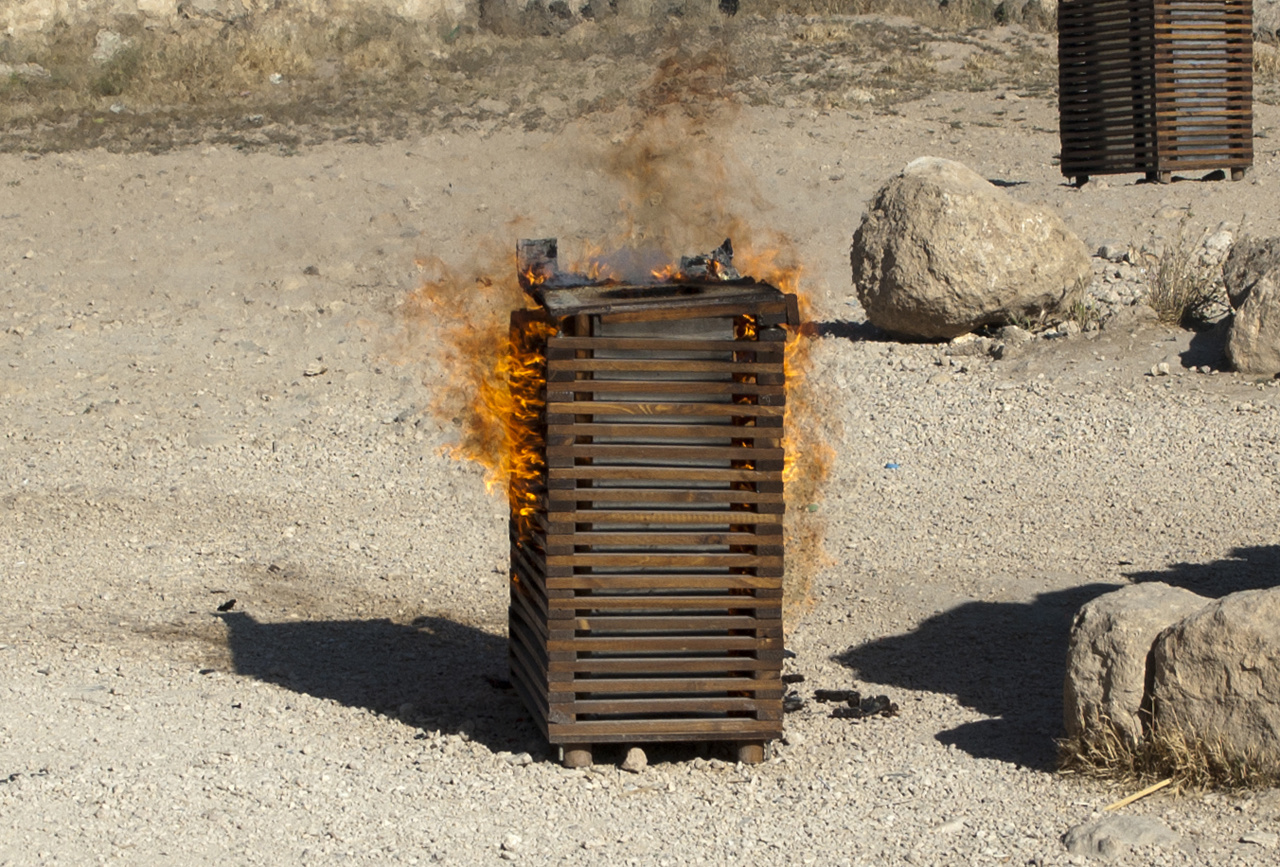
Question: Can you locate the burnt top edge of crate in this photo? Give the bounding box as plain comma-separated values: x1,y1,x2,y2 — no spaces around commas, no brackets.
517,237,797,322
538,281,788,319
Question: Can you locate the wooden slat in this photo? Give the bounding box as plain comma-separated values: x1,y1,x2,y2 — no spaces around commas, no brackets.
546,574,782,591
550,531,766,546
545,553,782,569
547,634,779,652
546,400,783,418
549,466,781,484
550,676,781,694
547,487,783,505
546,444,783,462
546,380,784,397
547,422,778,440
549,336,766,352
561,655,780,673
566,696,773,715
552,594,782,610
548,719,781,741
547,358,777,374
547,509,781,524
560,614,778,631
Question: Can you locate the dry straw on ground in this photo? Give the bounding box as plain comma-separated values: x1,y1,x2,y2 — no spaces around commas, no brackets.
1058,716,1280,792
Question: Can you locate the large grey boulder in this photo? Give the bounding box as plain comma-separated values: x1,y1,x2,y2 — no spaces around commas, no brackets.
1064,583,1209,747
1151,587,1280,763
1226,272,1280,375
851,157,1090,340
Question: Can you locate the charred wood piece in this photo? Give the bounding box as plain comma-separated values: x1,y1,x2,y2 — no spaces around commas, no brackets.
679,238,740,282
517,238,559,299
832,694,900,720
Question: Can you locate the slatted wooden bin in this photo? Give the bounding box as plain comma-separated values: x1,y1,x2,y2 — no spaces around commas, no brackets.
1058,0,1253,185
506,243,798,768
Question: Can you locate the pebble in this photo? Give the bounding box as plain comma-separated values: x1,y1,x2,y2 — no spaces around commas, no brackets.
620,747,647,773
1096,242,1129,262
1241,831,1279,847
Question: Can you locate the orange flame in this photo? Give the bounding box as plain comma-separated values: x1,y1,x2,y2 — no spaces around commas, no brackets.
401,255,552,539
499,319,558,538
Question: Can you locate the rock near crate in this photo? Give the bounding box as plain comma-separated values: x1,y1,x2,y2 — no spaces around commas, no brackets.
850,157,1090,340
1063,582,1208,747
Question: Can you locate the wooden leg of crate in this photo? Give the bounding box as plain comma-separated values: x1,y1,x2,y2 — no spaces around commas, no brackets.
1073,174,1089,188
1159,171,1172,185
562,745,593,769
1232,168,1246,181
737,742,766,765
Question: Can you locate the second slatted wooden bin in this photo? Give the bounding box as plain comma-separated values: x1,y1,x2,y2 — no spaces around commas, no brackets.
507,276,797,768
1058,0,1253,185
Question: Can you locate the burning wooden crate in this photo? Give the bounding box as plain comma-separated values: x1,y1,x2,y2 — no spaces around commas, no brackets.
506,239,798,768
1058,0,1253,185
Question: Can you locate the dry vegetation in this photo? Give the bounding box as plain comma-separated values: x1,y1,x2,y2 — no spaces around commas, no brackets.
1143,219,1230,328
0,1,1058,153
1058,718,1280,792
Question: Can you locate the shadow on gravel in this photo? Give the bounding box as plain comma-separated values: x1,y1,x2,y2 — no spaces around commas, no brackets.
811,320,891,342
1126,544,1280,597
833,583,1120,770
217,612,544,756
1179,319,1231,371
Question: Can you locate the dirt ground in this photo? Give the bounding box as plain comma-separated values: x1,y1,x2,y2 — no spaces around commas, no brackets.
4,12,1280,865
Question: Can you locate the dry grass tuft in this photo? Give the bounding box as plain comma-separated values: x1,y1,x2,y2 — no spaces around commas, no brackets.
1058,717,1280,791
1143,221,1228,327
1067,296,1103,331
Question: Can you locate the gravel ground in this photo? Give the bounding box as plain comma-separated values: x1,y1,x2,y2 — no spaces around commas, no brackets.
4,39,1280,864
